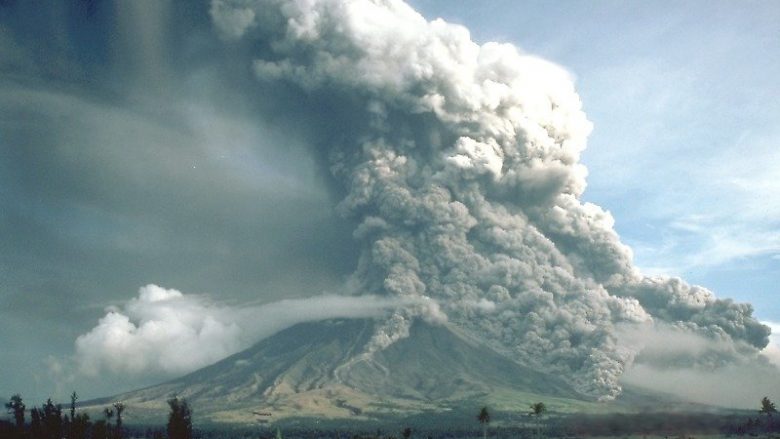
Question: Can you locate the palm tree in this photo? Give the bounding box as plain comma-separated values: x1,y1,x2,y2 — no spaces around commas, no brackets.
167,397,192,439
759,397,777,434
113,402,125,439
477,406,490,439
529,402,547,439
4,394,25,430
69,392,78,439
70,392,78,422
103,407,114,439
41,398,64,439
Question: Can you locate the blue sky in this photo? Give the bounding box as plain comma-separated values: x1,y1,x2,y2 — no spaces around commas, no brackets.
409,0,780,320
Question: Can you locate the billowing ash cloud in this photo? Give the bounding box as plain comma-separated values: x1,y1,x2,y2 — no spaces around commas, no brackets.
75,284,435,376
208,0,770,399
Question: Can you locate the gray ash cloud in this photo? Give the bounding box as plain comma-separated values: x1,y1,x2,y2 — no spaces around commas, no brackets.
209,0,769,400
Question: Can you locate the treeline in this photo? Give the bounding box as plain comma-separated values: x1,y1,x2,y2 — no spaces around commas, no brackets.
2,393,192,439
4,393,778,439
548,411,776,437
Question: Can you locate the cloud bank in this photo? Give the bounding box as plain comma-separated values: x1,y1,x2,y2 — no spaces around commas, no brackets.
75,284,435,376
77,285,243,376
611,321,780,407
204,0,770,400
761,321,780,368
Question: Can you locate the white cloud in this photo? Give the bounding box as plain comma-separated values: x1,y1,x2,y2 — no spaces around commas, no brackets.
598,122,780,275
74,284,434,377
761,321,780,368
210,0,256,40
76,285,243,376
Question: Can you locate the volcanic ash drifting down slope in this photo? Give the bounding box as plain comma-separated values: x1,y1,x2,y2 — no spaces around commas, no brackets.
209,0,769,399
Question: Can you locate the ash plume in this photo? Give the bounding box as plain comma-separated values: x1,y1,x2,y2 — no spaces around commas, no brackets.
210,0,769,399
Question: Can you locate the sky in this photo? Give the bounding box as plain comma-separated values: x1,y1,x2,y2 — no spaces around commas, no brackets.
0,0,778,404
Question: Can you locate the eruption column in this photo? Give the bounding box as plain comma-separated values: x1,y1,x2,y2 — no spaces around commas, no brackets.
210,0,769,399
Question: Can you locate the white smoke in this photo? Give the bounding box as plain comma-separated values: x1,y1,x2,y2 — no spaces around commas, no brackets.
761,321,780,368
76,284,241,376
74,284,434,376
206,0,772,400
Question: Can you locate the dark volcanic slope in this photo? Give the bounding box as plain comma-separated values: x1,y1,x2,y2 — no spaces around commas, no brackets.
348,321,579,400
151,319,376,402
97,319,589,423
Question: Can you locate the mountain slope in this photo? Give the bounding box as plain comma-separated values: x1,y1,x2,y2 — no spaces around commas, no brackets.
91,320,608,422
88,318,657,424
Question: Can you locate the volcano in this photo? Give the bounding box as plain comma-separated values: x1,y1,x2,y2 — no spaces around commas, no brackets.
88,319,682,426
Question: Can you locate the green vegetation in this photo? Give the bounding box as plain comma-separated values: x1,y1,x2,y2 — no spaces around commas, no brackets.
476,406,490,439
529,402,547,439
166,397,192,439
758,396,778,435
5,394,25,429
1,393,188,439
3,393,779,439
